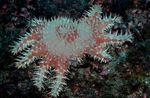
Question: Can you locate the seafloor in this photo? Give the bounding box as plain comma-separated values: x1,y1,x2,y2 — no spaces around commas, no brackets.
0,0,150,98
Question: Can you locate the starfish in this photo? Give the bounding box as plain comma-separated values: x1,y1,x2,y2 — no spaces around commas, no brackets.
10,5,132,97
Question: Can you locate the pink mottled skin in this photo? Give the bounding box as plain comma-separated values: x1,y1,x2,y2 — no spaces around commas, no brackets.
22,15,112,75
17,13,119,75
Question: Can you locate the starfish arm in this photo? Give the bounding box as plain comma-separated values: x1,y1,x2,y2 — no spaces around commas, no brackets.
50,62,69,97
93,30,133,46
32,66,48,91
14,49,37,68
97,15,122,33
102,30,133,45
50,72,67,97
89,45,112,62
14,41,49,68
9,31,41,54
84,5,102,17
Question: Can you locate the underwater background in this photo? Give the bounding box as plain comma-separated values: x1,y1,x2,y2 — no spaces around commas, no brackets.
0,0,150,98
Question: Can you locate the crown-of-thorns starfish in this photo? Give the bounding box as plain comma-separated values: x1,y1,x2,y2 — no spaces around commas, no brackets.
10,5,132,97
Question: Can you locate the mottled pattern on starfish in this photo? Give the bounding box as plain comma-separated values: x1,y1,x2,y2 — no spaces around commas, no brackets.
10,5,133,97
